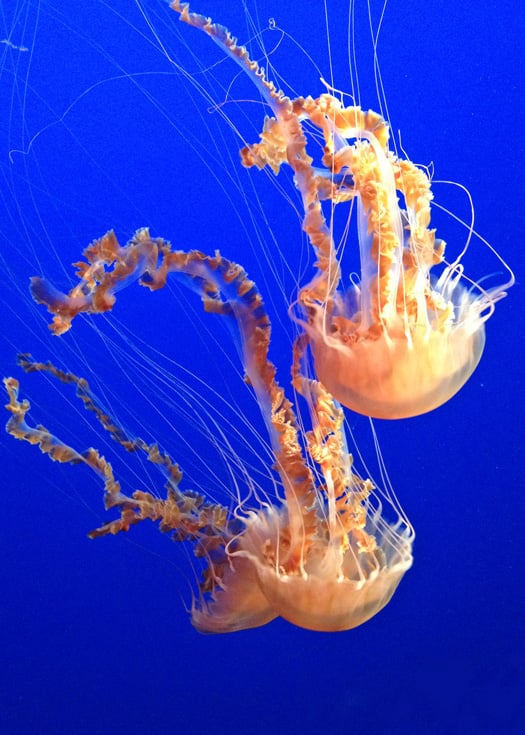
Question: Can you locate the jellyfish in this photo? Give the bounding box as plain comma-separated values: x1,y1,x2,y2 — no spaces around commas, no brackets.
171,1,514,419
5,228,413,633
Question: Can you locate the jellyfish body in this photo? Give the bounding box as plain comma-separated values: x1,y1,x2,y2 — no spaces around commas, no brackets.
196,502,410,633
170,1,513,419
7,228,413,633
293,105,490,419
307,315,486,421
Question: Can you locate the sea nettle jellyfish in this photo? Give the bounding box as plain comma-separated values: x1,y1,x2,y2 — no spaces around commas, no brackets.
171,1,514,419
5,229,413,632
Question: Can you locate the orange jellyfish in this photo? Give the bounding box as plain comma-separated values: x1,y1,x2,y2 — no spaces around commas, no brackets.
5,228,413,633
171,1,514,419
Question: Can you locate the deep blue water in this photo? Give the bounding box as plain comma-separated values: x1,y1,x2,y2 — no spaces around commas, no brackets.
1,2,524,734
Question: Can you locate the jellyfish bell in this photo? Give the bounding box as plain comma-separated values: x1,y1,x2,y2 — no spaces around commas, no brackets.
305,312,486,421
194,496,412,634
302,253,489,420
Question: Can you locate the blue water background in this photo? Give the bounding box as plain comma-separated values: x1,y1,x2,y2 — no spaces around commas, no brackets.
1,2,524,734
